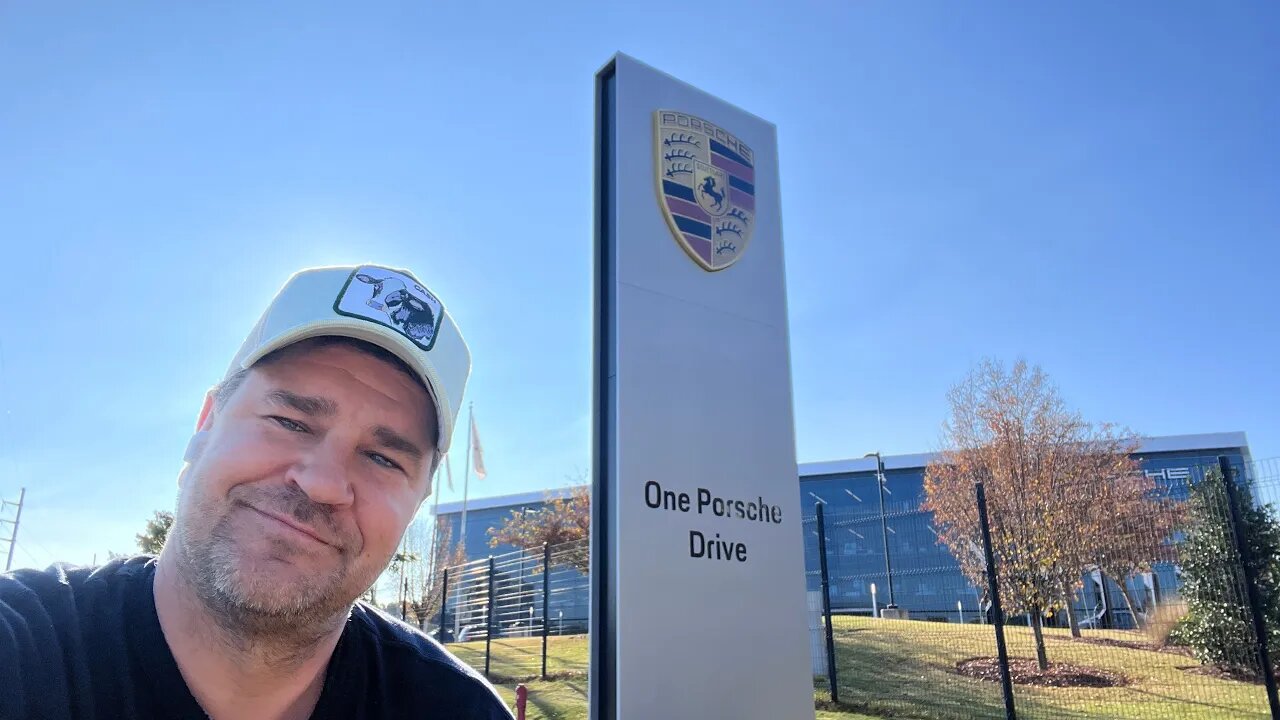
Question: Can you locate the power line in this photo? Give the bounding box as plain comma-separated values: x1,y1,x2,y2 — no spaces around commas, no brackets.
17,525,58,567
15,541,41,568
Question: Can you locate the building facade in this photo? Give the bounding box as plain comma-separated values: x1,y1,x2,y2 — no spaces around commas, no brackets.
435,488,589,634
435,432,1252,629
798,432,1252,627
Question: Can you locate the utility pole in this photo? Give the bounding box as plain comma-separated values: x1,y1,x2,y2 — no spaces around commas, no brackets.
2,488,27,572
399,540,407,621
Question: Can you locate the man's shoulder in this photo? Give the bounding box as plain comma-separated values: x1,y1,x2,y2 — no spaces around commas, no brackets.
1,555,153,607
345,602,513,718
0,556,157,719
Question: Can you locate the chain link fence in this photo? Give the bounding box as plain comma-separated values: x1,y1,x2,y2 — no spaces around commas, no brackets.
808,455,1280,719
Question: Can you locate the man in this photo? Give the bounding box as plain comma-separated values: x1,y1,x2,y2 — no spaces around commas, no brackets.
0,265,514,719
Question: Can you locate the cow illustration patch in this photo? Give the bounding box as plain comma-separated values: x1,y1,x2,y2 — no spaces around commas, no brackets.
333,266,444,351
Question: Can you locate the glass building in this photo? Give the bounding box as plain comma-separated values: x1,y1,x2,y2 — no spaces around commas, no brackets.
798,432,1252,627
435,488,590,633
436,431,1252,630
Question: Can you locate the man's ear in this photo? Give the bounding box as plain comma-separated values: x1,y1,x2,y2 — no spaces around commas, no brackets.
178,391,218,485
183,431,211,464
195,389,217,432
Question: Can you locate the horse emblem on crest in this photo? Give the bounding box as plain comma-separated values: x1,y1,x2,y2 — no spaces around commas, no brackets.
654,110,756,272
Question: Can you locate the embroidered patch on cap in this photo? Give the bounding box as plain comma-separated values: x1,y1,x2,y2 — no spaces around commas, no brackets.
333,266,444,351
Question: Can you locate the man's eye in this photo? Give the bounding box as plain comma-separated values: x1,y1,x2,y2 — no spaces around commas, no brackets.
367,452,404,472
270,416,309,433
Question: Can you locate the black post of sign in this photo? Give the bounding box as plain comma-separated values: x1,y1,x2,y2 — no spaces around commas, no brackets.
542,542,552,680
485,556,496,678
976,482,1016,720
815,503,840,704
439,568,450,643
589,59,618,720
1218,456,1280,718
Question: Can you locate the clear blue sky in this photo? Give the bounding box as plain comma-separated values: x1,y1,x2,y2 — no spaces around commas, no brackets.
1,2,1276,570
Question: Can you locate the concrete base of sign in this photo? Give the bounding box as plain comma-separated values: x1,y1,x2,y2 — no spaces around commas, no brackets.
881,607,911,621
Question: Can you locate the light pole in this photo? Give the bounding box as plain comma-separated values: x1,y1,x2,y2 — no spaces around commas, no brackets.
864,452,897,608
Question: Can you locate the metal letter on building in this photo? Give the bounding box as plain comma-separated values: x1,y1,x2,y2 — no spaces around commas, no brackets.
591,53,815,719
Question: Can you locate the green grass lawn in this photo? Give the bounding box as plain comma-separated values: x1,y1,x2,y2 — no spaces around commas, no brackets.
825,615,1268,719
446,619,1269,719
448,634,879,719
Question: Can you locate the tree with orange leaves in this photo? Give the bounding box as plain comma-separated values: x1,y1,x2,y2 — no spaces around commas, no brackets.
1083,456,1183,632
488,482,590,573
924,359,1153,669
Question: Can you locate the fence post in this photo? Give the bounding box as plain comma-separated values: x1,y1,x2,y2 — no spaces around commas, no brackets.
439,568,450,643
816,503,840,704
1218,456,1280,718
542,542,551,680
976,482,1016,720
485,555,496,678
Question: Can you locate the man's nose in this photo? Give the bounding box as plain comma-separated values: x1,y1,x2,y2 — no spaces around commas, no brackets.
287,442,355,507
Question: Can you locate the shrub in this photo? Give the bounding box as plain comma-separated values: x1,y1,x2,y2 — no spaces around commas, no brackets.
1176,468,1280,676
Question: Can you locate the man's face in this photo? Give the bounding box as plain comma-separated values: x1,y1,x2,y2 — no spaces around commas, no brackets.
174,341,437,626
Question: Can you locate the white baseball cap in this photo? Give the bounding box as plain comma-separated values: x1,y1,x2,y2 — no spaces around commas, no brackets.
224,264,471,454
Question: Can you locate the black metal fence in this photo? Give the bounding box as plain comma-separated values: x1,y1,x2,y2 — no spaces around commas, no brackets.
808,455,1280,719
436,456,1280,718
436,538,589,681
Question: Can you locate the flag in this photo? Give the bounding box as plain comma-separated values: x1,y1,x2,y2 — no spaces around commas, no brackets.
471,414,487,480
445,452,454,492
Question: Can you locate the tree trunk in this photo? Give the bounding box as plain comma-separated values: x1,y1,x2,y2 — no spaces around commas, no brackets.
1031,611,1050,671
1116,577,1145,630
1065,597,1082,638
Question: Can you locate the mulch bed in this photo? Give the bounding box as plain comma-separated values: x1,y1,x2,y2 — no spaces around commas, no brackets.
1063,635,1194,657
956,657,1129,688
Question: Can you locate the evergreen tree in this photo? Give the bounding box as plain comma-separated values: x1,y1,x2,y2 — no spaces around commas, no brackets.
1174,467,1280,676
136,510,174,555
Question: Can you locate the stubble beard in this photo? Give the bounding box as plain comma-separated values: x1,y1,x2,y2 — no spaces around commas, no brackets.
172,485,363,647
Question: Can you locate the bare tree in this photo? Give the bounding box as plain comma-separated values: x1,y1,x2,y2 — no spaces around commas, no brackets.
389,548,420,622
403,516,466,630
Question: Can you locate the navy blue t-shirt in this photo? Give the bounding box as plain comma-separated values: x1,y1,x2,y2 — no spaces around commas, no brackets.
0,556,513,719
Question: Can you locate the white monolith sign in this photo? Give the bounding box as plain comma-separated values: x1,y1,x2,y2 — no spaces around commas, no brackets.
590,53,815,720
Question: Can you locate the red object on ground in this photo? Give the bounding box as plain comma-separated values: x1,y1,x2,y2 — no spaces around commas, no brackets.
515,684,528,720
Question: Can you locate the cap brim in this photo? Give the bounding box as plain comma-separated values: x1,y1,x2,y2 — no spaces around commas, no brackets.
238,318,454,454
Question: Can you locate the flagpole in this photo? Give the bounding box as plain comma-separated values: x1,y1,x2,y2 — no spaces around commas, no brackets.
430,462,442,531
460,402,473,549
426,464,442,582
454,405,474,640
